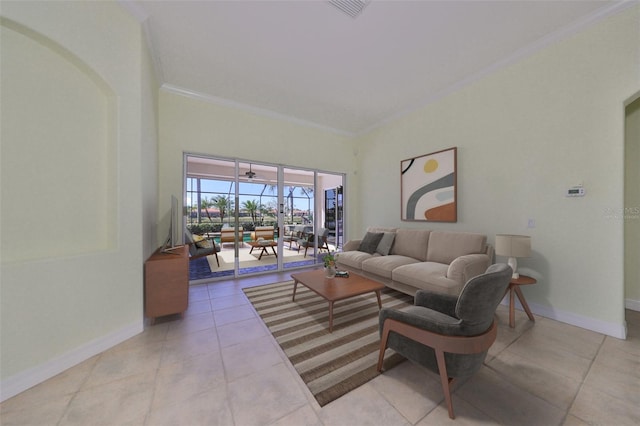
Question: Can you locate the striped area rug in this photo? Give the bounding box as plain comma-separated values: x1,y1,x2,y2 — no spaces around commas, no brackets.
243,280,413,406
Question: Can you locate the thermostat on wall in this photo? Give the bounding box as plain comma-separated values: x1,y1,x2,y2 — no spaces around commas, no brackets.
566,186,585,197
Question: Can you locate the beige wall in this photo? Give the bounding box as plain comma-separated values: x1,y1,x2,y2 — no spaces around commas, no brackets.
158,90,356,245
0,1,151,398
141,25,161,259
354,6,639,335
625,96,640,308
0,0,637,404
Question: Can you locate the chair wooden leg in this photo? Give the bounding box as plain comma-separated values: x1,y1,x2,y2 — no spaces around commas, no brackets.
377,320,391,372
214,251,220,267
435,349,455,419
379,319,455,419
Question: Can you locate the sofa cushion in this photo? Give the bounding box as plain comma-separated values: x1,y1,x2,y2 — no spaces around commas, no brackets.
376,232,396,256
391,228,431,261
426,231,487,264
392,262,462,295
358,232,384,254
336,250,375,270
362,255,420,280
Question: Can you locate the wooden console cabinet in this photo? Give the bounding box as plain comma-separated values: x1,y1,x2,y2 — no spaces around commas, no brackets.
144,245,189,323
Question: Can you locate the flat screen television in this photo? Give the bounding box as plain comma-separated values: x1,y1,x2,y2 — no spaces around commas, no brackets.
162,195,181,253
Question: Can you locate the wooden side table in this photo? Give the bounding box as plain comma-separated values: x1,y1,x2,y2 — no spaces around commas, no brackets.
507,275,536,328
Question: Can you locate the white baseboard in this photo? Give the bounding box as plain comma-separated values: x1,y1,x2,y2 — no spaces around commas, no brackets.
501,297,627,340
625,298,640,311
0,320,143,402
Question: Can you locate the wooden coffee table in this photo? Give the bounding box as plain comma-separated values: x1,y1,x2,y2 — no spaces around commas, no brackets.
290,269,385,332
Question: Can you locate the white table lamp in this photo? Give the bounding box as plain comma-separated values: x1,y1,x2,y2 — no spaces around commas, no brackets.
495,234,531,279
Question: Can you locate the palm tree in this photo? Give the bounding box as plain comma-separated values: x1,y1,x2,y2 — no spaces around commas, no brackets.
200,197,214,223
287,187,296,223
212,195,231,225
259,204,273,224
301,186,314,224
242,199,259,225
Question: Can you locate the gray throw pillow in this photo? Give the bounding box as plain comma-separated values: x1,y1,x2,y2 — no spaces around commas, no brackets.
376,232,396,256
358,232,384,254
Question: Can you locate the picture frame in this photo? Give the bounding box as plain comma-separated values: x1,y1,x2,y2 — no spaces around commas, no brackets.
401,147,457,222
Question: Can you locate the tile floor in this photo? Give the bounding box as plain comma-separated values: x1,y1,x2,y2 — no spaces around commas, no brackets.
1,270,639,426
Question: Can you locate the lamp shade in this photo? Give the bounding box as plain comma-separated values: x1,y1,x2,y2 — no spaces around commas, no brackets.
495,234,531,258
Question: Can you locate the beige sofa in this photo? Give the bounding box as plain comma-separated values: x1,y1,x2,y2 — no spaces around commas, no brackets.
336,227,493,296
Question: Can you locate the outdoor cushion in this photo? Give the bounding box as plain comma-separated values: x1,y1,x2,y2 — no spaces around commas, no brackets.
196,239,214,249
191,234,210,248
252,226,275,241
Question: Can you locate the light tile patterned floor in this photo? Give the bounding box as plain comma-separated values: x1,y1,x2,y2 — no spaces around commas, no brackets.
2,270,639,425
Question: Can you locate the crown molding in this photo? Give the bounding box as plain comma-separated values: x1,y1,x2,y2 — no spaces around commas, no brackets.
359,0,638,137
161,84,355,138
124,0,636,138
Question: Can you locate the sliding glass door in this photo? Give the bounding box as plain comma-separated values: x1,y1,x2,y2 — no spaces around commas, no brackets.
235,161,279,275
281,166,314,270
185,154,344,281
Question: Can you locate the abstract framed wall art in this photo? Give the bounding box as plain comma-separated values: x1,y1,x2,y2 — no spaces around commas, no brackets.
401,147,457,222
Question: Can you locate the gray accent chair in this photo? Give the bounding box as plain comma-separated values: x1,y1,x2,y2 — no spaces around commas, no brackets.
184,228,220,267
377,263,512,419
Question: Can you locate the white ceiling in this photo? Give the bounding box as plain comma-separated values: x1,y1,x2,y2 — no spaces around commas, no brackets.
124,0,625,136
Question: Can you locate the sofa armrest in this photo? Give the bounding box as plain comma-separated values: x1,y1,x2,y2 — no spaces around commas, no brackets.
447,254,491,285
415,290,458,318
343,239,362,252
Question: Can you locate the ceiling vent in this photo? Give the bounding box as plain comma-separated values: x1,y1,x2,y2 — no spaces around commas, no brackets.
327,0,371,19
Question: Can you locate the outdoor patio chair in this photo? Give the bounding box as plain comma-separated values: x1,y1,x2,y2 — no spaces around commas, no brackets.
184,228,220,266
298,227,330,257
251,226,275,241
282,225,311,251
220,227,238,246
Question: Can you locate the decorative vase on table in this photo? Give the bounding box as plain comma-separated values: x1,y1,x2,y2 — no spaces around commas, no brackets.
325,265,336,278
324,251,337,278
